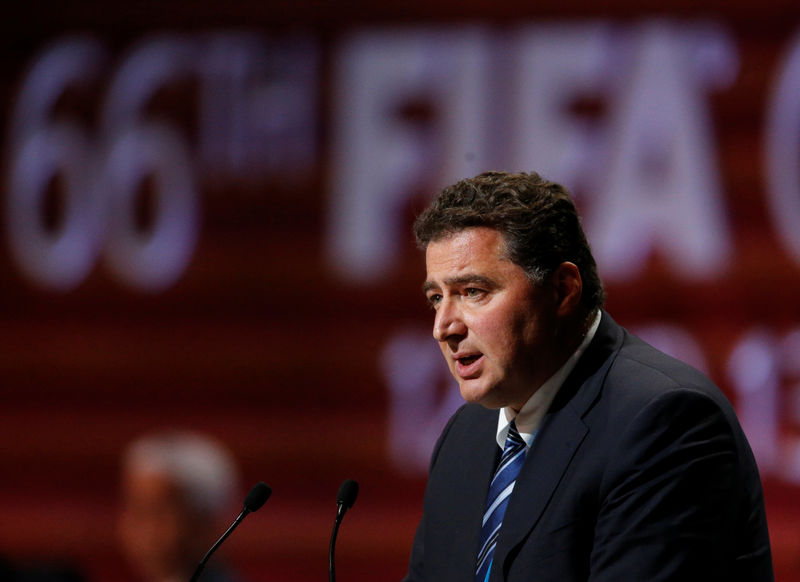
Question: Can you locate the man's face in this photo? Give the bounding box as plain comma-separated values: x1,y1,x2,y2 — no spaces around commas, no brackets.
424,227,561,411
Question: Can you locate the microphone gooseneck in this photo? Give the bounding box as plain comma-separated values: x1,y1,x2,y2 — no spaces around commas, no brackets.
329,479,359,582
189,481,272,582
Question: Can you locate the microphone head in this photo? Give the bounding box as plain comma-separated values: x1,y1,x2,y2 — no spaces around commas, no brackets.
243,481,272,513
336,479,359,510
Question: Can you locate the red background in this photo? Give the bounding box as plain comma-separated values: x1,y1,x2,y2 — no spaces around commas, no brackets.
2,1,800,581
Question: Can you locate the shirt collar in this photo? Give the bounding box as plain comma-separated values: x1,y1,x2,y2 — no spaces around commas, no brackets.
495,310,602,449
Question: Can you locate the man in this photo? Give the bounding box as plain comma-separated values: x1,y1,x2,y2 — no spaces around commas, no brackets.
117,430,243,582
404,171,773,581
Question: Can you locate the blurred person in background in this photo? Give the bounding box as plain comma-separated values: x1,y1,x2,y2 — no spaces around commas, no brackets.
117,430,243,582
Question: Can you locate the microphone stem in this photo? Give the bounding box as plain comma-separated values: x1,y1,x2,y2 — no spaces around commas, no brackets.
329,507,345,582
189,509,249,582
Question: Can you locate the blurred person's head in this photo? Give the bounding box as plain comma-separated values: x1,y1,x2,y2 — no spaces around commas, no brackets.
117,431,240,582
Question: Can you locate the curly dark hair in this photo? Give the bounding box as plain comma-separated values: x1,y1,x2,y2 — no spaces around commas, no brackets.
413,171,605,314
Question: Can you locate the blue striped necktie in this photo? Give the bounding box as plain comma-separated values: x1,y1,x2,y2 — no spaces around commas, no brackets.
474,420,527,582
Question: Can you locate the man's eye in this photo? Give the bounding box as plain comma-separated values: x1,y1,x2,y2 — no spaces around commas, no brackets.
427,294,442,307
465,288,484,297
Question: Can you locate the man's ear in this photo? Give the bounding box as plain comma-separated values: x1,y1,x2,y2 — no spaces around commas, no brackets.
553,262,583,316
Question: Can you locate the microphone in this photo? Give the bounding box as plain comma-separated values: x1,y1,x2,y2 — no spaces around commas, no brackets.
244,482,271,513
329,479,359,582
189,482,271,582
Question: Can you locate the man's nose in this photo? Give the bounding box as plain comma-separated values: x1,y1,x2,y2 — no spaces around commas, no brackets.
433,299,466,342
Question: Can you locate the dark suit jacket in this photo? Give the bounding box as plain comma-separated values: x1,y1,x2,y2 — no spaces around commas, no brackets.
404,312,773,582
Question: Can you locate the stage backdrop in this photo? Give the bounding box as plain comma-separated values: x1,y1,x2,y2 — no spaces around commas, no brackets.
2,1,800,581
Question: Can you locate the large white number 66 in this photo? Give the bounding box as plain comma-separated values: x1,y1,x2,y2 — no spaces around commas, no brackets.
5,35,199,292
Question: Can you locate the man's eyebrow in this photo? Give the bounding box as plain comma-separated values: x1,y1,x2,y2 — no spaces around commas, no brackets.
422,274,496,294
422,280,439,294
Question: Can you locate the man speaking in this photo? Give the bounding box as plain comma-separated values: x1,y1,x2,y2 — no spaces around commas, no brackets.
403,171,773,581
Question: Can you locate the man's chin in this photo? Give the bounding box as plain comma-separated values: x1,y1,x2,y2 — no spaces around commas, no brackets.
458,381,504,410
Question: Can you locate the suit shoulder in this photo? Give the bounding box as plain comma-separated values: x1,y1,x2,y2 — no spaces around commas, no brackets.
608,331,725,400
583,329,747,437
